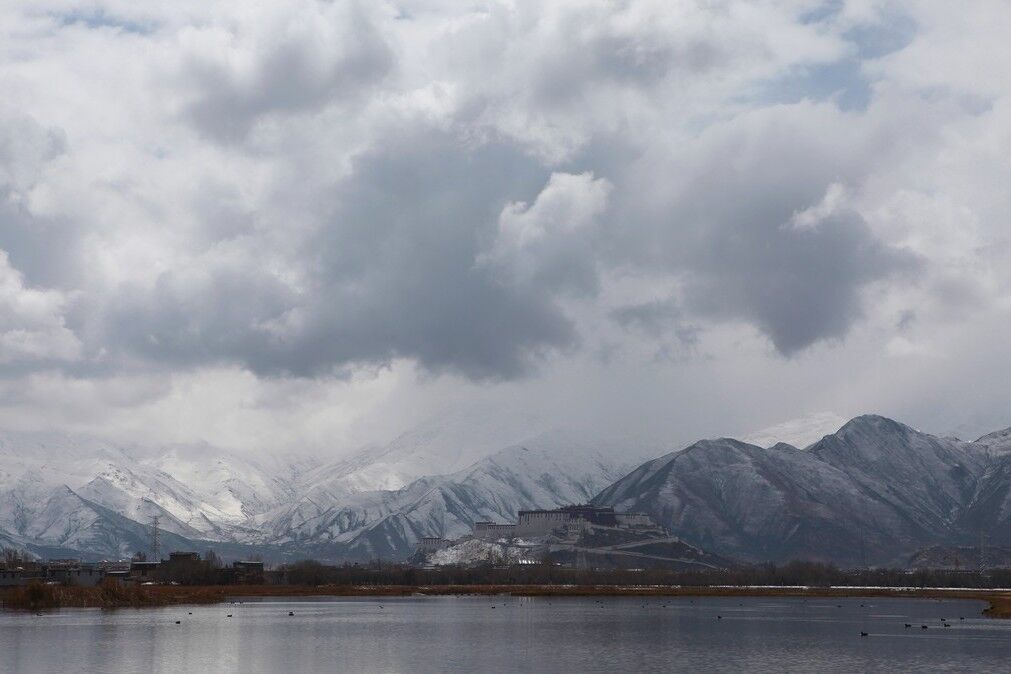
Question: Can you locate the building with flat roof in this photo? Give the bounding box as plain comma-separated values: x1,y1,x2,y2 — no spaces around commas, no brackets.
418,537,452,553
232,561,265,584
473,505,656,540
0,561,106,587
472,522,517,540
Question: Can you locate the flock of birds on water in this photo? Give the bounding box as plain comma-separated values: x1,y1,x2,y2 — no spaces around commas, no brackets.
85,597,971,639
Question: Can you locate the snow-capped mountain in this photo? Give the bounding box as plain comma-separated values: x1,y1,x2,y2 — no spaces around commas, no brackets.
593,415,1005,566
0,424,658,561
254,430,660,561
0,430,306,558
294,407,547,498
7,414,1011,566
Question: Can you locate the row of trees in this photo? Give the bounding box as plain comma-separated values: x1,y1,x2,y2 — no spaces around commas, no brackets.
277,559,1011,589
7,545,1010,588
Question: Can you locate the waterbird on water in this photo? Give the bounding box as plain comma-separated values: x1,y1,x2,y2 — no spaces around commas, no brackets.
904,624,911,628
860,632,868,637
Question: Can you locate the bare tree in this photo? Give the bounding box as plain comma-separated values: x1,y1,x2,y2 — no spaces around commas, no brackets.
205,549,222,569
2,546,24,567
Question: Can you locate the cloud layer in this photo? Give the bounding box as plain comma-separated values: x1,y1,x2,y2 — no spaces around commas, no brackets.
1,1,1010,451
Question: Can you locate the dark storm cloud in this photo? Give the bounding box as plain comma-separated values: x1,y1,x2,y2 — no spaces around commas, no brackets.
685,209,917,354
102,129,578,379
98,105,918,376
607,103,922,356
0,2,936,387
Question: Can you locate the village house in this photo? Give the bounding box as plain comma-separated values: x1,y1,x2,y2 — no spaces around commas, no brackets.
231,560,265,584
0,560,105,587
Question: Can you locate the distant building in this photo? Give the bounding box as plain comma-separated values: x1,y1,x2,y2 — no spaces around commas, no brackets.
615,512,654,528
102,568,131,583
0,569,35,587
130,560,160,580
0,561,105,587
47,562,105,587
167,551,200,564
417,537,452,553
472,522,517,540
232,561,264,584
473,505,656,540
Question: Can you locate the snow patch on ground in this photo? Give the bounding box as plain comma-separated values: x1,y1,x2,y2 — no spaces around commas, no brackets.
428,538,537,566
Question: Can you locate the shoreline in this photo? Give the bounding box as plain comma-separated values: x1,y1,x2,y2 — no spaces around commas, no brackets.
4,583,1011,616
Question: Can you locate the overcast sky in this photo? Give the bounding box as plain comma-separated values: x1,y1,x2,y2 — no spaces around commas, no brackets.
1,1,1010,457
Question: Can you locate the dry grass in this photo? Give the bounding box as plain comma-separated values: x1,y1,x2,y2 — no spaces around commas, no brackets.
982,593,1011,618
4,582,1010,618
0,581,230,610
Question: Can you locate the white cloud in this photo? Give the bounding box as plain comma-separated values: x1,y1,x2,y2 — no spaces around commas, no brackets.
1,0,1011,453
0,250,80,364
479,171,611,293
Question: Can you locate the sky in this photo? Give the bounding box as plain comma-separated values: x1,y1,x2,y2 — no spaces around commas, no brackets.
1,0,1011,458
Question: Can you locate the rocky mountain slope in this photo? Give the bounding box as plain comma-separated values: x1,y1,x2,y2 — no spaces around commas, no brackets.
593,415,1006,566
907,544,1011,569
254,431,658,561
0,427,657,562
7,414,1011,566
0,430,313,559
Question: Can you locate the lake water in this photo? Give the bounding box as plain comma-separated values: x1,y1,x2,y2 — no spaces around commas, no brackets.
2,595,1009,673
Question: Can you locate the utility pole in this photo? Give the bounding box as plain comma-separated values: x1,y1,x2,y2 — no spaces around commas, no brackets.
150,515,161,561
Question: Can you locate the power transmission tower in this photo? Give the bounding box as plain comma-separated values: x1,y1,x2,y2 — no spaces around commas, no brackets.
150,515,161,561
980,530,987,576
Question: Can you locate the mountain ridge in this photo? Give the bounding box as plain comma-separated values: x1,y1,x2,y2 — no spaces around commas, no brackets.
4,414,1011,566
593,414,1006,565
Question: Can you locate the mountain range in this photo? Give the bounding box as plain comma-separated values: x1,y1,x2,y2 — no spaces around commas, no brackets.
595,415,1011,566
0,425,659,563
3,414,1011,567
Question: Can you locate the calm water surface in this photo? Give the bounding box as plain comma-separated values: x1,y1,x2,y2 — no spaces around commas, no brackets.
2,595,1008,673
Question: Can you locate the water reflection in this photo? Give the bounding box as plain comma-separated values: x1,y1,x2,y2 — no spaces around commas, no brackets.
2,596,1008,673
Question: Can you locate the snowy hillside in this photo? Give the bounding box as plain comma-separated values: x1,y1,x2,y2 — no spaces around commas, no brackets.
293,408,547,498
0,424,658,561
8,415,1011,565
0,430,302,556
253,430,661,561
594,415,1000,566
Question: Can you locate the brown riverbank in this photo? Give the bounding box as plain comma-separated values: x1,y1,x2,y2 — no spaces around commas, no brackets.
4,582,1010,616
